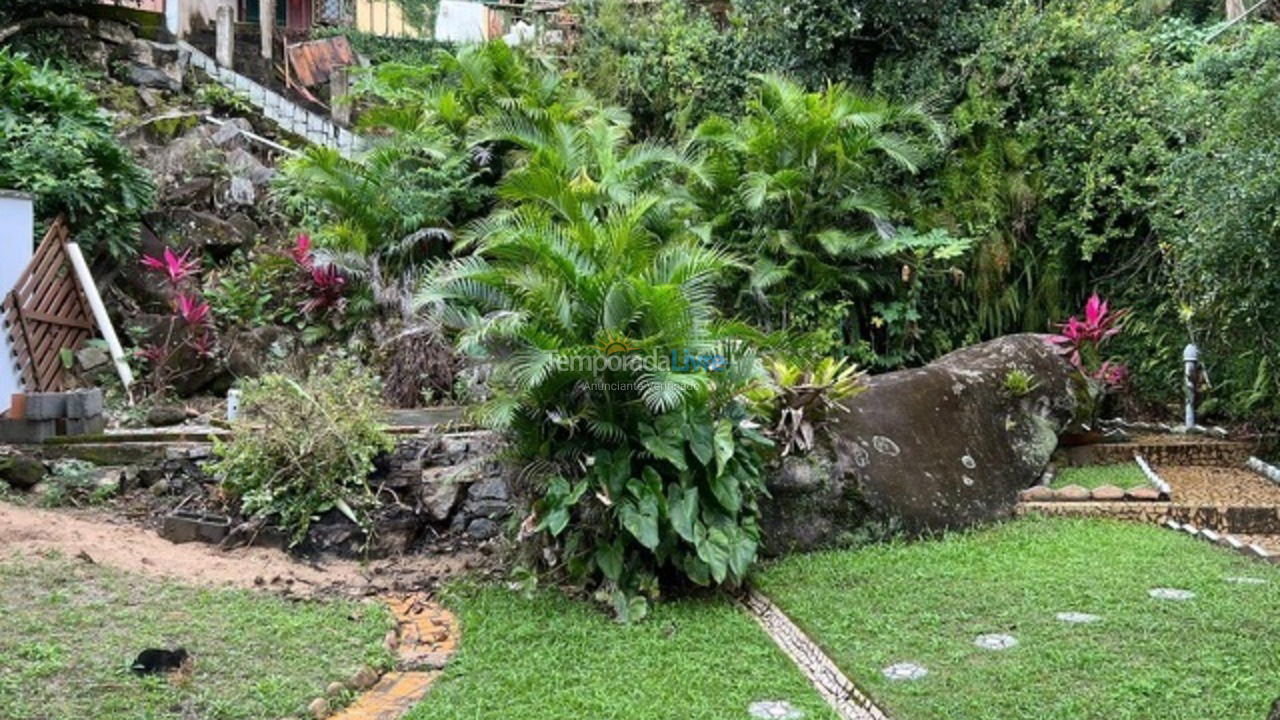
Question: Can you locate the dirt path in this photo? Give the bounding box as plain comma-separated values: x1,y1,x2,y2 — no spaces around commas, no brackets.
0,501,482,597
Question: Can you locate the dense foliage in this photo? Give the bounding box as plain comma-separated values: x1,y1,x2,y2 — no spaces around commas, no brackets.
690,75,969,365
0,50,153,260
211,356,395,546
415,73,774,614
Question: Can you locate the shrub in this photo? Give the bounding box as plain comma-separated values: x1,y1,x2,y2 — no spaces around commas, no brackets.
210,357,394,546
417,108,771,616
0,50,153,261
688,75,968,365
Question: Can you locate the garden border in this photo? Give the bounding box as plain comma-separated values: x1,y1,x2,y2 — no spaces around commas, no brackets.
1246,456,1280,487
1161,519,1276,564
739,588,893,720
1134,454,1172,495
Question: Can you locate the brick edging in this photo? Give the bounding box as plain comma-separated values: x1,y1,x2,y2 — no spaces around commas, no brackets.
740,588,893,720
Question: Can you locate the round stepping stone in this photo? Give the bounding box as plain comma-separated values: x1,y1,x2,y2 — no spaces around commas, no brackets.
1148,587,1195,601
1056,611,1102,624
1225,576,1267,585
748,700,804,720
974,633,1018,650
882,662,928,681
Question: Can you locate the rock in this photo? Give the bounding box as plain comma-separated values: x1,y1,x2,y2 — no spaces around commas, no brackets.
1054,484,1090,501
150,478,172,496
1019,485,1054,502
211,118,253,147
125,63,182,92
324,681,345,697
93,19,136,45
147,405,188,427
422,477,462,522
759,334,1079,553
139,111,203,144
348,666,379,691
1126,486,1162,501
76,345,111,372
466,517,500,540
307,697,329,719
0,453,47,490
167,177,215,207
164,208,248,252
403,651,451,671
225,211,259,240
468,478,509,502
1091,484,1125,501
221,148,276,207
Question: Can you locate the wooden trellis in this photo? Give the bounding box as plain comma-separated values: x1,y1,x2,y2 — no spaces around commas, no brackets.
2,217,95,393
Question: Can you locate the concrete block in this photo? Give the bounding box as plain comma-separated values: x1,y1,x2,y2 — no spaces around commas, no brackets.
24,392,67,420
65,388,103,419
0,418,58,443
62,415,106,436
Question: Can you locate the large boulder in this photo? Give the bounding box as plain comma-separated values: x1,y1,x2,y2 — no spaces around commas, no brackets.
761,334,1079,554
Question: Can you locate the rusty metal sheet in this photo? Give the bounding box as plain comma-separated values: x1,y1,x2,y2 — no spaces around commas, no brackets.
285,35,355,88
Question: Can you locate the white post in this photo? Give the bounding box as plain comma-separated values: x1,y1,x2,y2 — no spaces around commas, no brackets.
215,2,234,68
1183,343,1199,429
260,0,274,61
0,191,34,413
65,243,135,395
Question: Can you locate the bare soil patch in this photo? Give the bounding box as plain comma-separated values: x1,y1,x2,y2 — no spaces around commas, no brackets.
0,501,486,597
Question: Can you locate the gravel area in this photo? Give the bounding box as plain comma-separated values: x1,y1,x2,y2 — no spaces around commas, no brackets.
1156,465,1280,505
1237,534,1280,554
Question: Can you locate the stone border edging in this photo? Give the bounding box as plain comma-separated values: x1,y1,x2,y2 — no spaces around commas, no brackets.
740,588,892,720
1018,458,1164,503
1246,457,1280,487
1162,519,1276,564
1134,454,1172,496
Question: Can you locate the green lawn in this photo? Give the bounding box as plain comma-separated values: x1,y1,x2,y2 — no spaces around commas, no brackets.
1051,463,1149,490
755,516,1280,720
0,552,394,720
407,585,836,720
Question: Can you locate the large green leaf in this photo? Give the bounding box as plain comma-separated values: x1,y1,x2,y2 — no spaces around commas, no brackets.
619,495,660,549
596,538,624,582
667,484,699,542
640,420,688,472
713,419,735,477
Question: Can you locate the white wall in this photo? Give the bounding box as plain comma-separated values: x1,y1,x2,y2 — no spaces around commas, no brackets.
0,192,35,411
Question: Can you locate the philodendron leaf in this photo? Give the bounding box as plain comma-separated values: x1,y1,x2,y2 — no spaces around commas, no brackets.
688,418,714,466
667,484,699,542
620,495,660,549
696,526,732,584
713,419,735,477
707,463,742,513
596,538,624,582
640,422,688,472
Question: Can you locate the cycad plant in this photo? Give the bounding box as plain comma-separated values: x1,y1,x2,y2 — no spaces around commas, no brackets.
417,112,772,617
688,74,968,363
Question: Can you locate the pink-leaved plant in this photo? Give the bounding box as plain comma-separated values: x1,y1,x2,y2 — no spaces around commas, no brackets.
1048,293,1130,392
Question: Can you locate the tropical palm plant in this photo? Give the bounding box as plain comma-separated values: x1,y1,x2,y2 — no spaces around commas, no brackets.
687,74,968,362
416,111,772,615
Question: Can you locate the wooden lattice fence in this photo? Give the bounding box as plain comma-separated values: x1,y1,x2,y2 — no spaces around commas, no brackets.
2,217,95,393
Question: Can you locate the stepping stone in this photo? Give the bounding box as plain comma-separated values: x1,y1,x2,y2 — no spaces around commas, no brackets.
882,662,928,681
1091,484,1125,501
1056,611,1102,624
974,633,1018,650
1225,576,1267,585
1020,486,1053,502
748,700,804,719
1127,487,1162,501
1054,484,1090,501
1148,588,1195,601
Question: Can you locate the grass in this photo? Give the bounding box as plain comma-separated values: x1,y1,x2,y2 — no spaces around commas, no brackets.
1050,463,1149,490
0,552,395,720
406,585,837,720
755,516,1280,720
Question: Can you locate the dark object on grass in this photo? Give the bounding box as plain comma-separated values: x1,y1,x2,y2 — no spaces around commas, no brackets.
131,647,189,675
1268,696,1280,720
